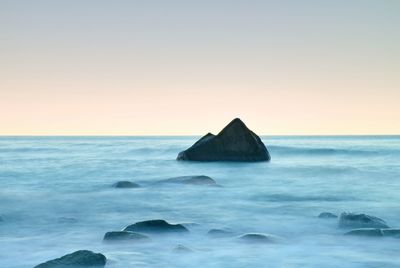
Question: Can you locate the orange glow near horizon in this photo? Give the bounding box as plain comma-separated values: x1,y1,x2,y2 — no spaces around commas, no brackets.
1,84,399,135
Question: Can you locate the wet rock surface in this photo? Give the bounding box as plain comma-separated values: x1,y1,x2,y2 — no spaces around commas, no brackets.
338,213,389,229
103,231,150,242
123,219,189,234
381,229,400,238
34,250,106,268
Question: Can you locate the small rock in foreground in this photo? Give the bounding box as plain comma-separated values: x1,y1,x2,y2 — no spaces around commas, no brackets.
34,250,106,268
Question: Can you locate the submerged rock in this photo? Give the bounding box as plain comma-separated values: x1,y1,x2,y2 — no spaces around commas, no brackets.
123,219,189,234
158,175,217,186
172,244,193,253
318,212,338,219
113,181,140,188
207,229,234,238
177,118,270,162
338,213,389,229
344,228,384,237
238,233,278,244
344,228,400,238
103,231,150,242
382,229,400,238
0,215,3,222
34,250,106,268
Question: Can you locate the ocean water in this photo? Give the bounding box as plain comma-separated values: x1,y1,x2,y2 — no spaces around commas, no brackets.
0,136,400,268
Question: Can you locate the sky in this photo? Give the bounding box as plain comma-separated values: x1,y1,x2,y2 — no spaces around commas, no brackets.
1,0,399,135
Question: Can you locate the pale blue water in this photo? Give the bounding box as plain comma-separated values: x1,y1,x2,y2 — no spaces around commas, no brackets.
0,136,400,268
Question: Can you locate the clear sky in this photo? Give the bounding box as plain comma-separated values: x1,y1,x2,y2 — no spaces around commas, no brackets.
1,0,399,135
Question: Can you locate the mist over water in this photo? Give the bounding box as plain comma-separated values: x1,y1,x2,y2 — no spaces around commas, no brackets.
1,136,400,268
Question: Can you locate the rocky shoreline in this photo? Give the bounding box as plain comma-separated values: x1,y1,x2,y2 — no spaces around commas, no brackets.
33,176,400,267
14,120,398,267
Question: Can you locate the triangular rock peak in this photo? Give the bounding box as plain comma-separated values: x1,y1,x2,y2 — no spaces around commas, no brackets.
177,118,271,162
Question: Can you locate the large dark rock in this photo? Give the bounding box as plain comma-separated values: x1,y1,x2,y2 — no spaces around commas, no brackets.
338,213,389,229
34,250,106,268
113,181,140,188
157,175,217,186
103,231,150,242
177,118,270,162
123,219,189,234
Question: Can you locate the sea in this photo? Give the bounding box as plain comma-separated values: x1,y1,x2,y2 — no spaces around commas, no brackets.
0,136,399,268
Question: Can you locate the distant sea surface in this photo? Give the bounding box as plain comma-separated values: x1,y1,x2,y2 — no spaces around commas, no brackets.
1,136,400,268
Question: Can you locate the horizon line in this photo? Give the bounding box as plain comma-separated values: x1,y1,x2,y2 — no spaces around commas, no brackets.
0,134,399,137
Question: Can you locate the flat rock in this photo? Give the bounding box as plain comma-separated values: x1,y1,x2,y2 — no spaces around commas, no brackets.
237,233,279,244
207,229,234,238
344,228,384,237
34,250,106,268
103,231,150,242
318,212,338,219
158,175,217,186
123,219,189,234
177,118,270,162
113,181,140,188
382,229,400,238
344,228,400,238
338,212,389,229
